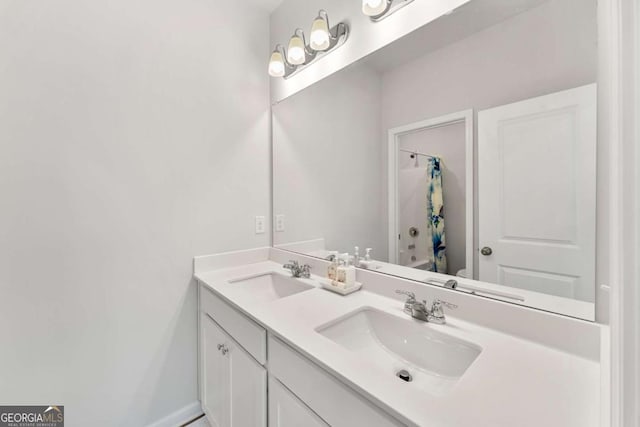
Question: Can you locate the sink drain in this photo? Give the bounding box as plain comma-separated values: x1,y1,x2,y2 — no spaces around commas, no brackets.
396,369,412,382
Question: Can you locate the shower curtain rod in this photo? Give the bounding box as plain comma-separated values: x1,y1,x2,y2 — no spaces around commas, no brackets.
398,148,438,159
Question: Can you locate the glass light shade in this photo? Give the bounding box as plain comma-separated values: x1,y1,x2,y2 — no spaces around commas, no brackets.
268,51,285,77
287,35,306,65
309,17,330,51
362,0,387,16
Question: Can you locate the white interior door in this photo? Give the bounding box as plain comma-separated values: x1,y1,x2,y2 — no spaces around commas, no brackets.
478,84,596,301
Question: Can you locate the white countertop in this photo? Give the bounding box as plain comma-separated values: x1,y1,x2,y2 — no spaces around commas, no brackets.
196,260,601,427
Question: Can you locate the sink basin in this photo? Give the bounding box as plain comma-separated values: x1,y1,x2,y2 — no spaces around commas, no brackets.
228,272,314,302
316,308,481,394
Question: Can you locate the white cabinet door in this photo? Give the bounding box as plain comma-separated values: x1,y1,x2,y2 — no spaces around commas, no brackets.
203,313,231,427
268,376,329,427
478,84,596,301
228,333,267,427
202,313,266,427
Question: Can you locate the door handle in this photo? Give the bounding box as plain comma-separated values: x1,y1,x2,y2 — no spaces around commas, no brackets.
480,247,493,256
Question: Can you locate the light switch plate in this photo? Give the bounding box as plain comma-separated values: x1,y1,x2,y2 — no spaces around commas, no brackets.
255,216,266,234
275,214,285,232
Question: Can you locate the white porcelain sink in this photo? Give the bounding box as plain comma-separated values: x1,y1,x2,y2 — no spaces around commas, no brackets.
316,308,482,395
228,272,314,302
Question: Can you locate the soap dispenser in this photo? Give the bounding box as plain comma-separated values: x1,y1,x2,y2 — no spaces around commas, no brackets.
359,248,374,269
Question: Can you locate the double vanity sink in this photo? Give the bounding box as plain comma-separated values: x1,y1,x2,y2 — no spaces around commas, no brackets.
194,250,602,427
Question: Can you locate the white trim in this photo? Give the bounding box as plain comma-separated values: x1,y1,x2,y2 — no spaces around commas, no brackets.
145,401,202,427
603,0,639,425
601,1,623,424
387,109,474,277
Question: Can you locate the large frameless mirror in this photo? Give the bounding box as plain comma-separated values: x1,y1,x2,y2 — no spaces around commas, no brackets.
272,0,599,320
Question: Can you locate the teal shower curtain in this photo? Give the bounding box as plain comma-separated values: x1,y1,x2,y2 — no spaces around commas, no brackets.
426,157,447,274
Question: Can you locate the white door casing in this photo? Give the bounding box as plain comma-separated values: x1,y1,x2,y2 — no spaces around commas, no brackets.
388,110,474,276
478,84,597,303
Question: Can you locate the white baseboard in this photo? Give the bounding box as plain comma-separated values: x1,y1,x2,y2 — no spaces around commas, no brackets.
146,401,202,427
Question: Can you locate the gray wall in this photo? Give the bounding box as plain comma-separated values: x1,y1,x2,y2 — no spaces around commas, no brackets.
0,1,271,425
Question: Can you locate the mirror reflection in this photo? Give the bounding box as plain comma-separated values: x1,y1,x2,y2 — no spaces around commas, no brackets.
273,0,598,320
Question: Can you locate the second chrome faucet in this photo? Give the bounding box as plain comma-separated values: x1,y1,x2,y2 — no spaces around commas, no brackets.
395,290,457,324
283,260,311,278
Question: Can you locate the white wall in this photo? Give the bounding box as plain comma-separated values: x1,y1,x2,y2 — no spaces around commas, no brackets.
272,63,386,258
0,1,270,426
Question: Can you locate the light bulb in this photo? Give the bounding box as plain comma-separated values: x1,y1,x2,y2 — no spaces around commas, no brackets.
287,35,306,65
268,50,285,77
362,0,388,16
309,16,330,51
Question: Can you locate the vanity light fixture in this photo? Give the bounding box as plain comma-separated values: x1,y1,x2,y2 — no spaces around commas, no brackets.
268,45,293,78
268,10,348,79
362,0,415,22
287,29,316,65
309,11,331,50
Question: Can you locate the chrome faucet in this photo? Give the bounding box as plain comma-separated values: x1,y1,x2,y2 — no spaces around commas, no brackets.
283,260,311,278
395,290,458,324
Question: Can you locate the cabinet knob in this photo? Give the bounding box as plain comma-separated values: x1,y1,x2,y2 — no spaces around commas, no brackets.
218,344,229,355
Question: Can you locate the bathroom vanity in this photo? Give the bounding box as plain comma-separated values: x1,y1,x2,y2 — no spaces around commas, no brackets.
194,248,604,427
195,1,609,425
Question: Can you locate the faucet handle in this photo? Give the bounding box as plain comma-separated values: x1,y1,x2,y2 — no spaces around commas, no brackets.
395,289,416,301
301,264,311,277
428,299,457,324
433,299,458,310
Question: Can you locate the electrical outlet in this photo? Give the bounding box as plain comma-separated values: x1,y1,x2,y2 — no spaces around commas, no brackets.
255,216,266,234
275,214,285,232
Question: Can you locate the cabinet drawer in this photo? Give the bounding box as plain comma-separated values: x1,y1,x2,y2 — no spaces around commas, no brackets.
200,283,266,365
268,335,404,427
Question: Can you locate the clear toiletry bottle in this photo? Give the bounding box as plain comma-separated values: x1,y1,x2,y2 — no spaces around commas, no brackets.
336,253,349,287
327,251,339,280
337,253,356,287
